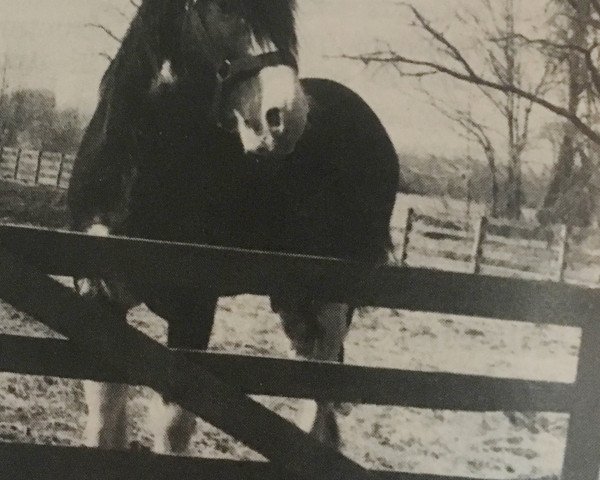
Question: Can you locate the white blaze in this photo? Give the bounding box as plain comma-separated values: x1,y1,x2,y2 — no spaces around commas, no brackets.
258,65,297,127
150,59,177,93
233,31,302,155
234,66,300,154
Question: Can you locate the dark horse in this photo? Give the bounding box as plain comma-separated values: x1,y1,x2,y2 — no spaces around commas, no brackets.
69,0,399,453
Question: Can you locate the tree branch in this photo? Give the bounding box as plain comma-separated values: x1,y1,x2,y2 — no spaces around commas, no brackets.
85,23,123,44
510,33,600,97
99,52,114,62
405,3,478,78
339,49,600,145
337,1,600,148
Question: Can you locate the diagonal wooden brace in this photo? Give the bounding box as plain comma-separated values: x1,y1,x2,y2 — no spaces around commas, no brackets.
0,246,374,480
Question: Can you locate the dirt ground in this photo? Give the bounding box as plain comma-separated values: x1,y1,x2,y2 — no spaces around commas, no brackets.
0,189,591,479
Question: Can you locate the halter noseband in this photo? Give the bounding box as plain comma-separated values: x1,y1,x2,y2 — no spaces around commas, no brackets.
183,0,293,126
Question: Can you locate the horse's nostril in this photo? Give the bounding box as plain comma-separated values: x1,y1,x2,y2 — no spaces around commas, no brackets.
266,108,283,130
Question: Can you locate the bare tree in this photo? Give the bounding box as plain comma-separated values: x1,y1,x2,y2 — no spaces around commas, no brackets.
475,0,552,218
540,120,568,164
0,55,10,143
338,1,600,146
534,0,599,225
86,0,140,62
342,1,552,218
423,91,501,216
339,0,600,222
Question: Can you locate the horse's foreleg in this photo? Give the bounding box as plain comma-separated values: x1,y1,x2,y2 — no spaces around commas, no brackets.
149,397,198,454
278,301,352,448
76,223,136,450
77,279,131,450
82,381,128,449
146,294,218,454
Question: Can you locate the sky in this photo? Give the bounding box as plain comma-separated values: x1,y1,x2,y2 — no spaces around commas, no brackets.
0,0,555,166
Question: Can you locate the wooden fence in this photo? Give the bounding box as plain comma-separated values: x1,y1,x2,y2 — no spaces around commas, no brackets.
0,224,599,480
0,146,75,188
401,208,580,282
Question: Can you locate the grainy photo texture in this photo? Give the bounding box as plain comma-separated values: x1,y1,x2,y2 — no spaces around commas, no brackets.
0,1,599,479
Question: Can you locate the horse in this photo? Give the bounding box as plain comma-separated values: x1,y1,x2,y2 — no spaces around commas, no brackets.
68,0,400,453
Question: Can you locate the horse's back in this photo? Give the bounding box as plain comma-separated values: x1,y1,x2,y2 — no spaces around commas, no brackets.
277,78,400,262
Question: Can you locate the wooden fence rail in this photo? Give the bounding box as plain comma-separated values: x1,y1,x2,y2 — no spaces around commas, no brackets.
0,143,588,284
0,443,520,480
404,209,573,282
1,224,600,480
0,146,75,188
0,224,595,325
0,335,573,412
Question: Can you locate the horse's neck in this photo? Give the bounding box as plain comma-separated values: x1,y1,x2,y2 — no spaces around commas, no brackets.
100,2,177,112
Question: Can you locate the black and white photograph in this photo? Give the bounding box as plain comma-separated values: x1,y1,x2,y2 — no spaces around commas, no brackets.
0,1,599,479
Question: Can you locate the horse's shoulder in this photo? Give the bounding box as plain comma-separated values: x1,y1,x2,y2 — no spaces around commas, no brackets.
300,78,370,109
300,78,396,153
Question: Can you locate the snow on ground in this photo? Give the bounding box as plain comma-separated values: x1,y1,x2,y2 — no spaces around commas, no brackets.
0,293,579,478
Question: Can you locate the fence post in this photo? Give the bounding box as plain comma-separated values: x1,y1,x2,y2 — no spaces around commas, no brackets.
34,150,44,185
471,216,488,274
56,153,66,188
556,224,570,283
400,208,415,267
561,313,600,480
13,148,22,180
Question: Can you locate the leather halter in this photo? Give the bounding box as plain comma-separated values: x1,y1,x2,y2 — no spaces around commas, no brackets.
183,0,292,126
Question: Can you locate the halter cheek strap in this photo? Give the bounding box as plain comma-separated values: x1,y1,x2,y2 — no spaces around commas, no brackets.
184,0,288,80
183,0,291,126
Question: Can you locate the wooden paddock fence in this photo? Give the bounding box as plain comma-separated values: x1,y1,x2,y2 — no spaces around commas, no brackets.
401,208,580,283
0,224,599,480
0,145,75,188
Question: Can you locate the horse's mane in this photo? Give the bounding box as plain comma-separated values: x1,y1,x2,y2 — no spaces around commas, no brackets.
72,0,300,228
99,0,298,98
98,1,167,101
70,0,169,222
241,0,298,62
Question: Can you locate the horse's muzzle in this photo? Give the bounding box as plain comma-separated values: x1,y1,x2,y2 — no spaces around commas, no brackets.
226,66,309,157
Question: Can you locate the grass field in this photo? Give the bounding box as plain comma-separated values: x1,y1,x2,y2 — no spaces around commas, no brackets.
0,180,594,478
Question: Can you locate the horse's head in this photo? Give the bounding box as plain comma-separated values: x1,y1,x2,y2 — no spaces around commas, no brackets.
174,0,308,156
